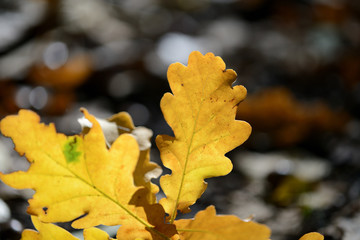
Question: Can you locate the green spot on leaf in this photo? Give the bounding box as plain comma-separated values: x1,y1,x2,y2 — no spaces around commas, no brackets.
63,136,82,163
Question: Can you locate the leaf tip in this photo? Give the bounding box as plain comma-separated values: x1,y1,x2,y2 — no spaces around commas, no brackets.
299,232,324,240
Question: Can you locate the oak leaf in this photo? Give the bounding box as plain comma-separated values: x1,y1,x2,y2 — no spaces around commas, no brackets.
299,232,324,240
107,112,162,203
21,216,79,240
175,206,271,240
21,216,113,240
0,109,176,240
79,111,162,203
156,51,251,221
0,51,325,240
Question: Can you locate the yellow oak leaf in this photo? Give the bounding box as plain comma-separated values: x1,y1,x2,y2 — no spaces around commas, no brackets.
21,216,79,240
174,206,271,240
83,227,114,240
299,232,324,240
21,216,114,240
156,51,251,221
79,111,162,203
108,112,162,203
0,109,176,240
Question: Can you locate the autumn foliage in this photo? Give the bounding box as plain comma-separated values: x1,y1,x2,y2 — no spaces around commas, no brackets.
0,51,323,239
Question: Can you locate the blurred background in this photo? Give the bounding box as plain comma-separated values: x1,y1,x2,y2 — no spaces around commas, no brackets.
0,0,360,239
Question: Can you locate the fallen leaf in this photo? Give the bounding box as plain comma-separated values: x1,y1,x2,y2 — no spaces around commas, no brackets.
156,51,251,221
28,54,92,90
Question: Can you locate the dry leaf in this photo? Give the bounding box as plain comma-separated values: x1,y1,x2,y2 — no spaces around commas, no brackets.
29,54,92,90
79,111,162,203
107,112,162,190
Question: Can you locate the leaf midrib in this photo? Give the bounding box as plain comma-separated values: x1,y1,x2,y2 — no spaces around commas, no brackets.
170,67,208,224
45,152,171,240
